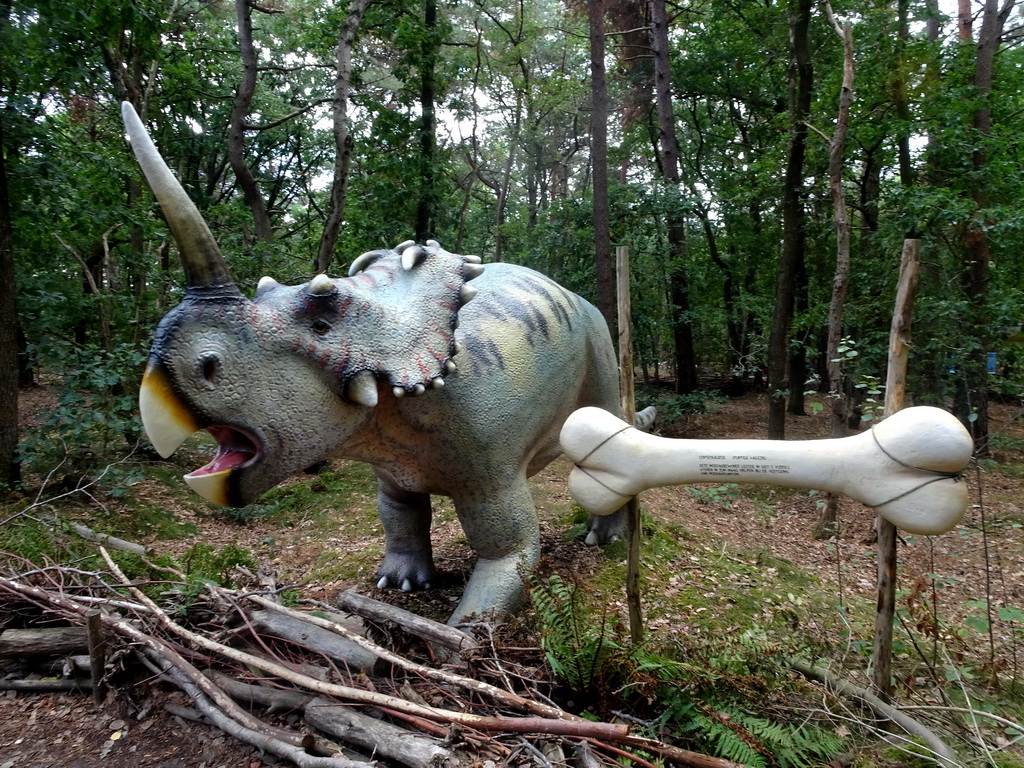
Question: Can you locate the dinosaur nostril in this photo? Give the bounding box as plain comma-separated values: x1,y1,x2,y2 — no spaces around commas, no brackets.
200,354,221,388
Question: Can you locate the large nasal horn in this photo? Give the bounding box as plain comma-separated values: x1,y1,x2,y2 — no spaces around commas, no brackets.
121,102,241,298
560,405,973,536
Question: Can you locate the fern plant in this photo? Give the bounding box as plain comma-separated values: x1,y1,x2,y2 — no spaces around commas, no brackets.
635,629,846,767
527,574,627,695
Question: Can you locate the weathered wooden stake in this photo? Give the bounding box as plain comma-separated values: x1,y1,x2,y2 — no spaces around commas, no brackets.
87,608,107,706
872,238,921,700
617,245,643,643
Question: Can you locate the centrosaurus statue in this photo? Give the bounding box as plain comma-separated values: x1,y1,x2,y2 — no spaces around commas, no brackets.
123,103,653,626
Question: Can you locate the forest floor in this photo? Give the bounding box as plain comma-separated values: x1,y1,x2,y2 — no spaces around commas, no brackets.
3,385,1024,767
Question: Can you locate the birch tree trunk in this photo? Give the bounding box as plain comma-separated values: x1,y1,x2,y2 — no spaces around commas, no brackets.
816,8,854,539
316,0,371,273
228,0,274,244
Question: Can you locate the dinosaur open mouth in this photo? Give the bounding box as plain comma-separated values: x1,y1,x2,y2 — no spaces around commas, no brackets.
187,426,260,477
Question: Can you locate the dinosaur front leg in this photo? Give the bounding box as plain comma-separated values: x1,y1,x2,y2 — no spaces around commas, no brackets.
374,473,438,592
449,479,540,627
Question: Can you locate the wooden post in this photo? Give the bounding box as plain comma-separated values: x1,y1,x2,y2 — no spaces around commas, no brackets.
617,245,643,643
872,238,921,700
87,609,107,706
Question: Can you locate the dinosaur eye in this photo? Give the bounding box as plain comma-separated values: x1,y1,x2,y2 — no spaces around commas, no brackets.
311,318,331,335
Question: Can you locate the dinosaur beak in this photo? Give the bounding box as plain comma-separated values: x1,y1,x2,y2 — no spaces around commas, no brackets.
140,362,259,508
139,363,232,507
139,363,199,458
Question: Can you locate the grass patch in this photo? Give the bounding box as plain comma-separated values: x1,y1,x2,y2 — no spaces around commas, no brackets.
226,461,378,528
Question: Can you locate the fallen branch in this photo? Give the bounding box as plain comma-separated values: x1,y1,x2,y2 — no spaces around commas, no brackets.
70,523,149,556
789,657,958,768
240,609,384,674
204,669,313,712
336,590,480,655
157,660,367,767
304,696,458,768
0,626,88,657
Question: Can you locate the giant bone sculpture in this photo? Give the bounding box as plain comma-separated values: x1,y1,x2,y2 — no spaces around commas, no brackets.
560,405,974,535
123,103,654,626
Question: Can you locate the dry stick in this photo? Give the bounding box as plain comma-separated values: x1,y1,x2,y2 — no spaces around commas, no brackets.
71,523,149,557
790,657,957,768
616,244,643,644
98,551,629,741
897,705,1024,739
242,592,573,721
86,609,107,705
873,237,921,700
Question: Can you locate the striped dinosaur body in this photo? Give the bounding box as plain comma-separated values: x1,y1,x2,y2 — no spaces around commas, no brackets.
124,103,630,624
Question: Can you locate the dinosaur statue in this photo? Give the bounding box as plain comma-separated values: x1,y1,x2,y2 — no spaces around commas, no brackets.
122,103,649,625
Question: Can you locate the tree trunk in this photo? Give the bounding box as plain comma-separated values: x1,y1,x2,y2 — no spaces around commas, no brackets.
493,88,522,264
952,0,1014,452
650,0,697,392
414,0,439,243
767,0,812,439
316,0,371,274
589,0,615,334
229,0,274,243
815,9,854,541
0,122,18,487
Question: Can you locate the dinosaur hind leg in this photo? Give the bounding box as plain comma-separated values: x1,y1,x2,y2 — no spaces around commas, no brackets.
449,478,540,626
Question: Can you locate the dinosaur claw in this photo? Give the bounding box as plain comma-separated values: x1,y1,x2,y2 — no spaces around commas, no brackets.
584,530,599,547
412,383,426,396
377,576,389,589
401,579,413,592
393,386,406,398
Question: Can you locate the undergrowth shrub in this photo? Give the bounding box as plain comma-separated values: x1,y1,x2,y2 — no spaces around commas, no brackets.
528,573,845,766
642,388,727,424
18,340,148,496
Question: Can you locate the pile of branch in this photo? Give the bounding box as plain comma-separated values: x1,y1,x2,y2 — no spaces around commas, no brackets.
0,549,743,768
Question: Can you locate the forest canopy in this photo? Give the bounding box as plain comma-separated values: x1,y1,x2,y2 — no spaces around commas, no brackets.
2,0,1023,484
